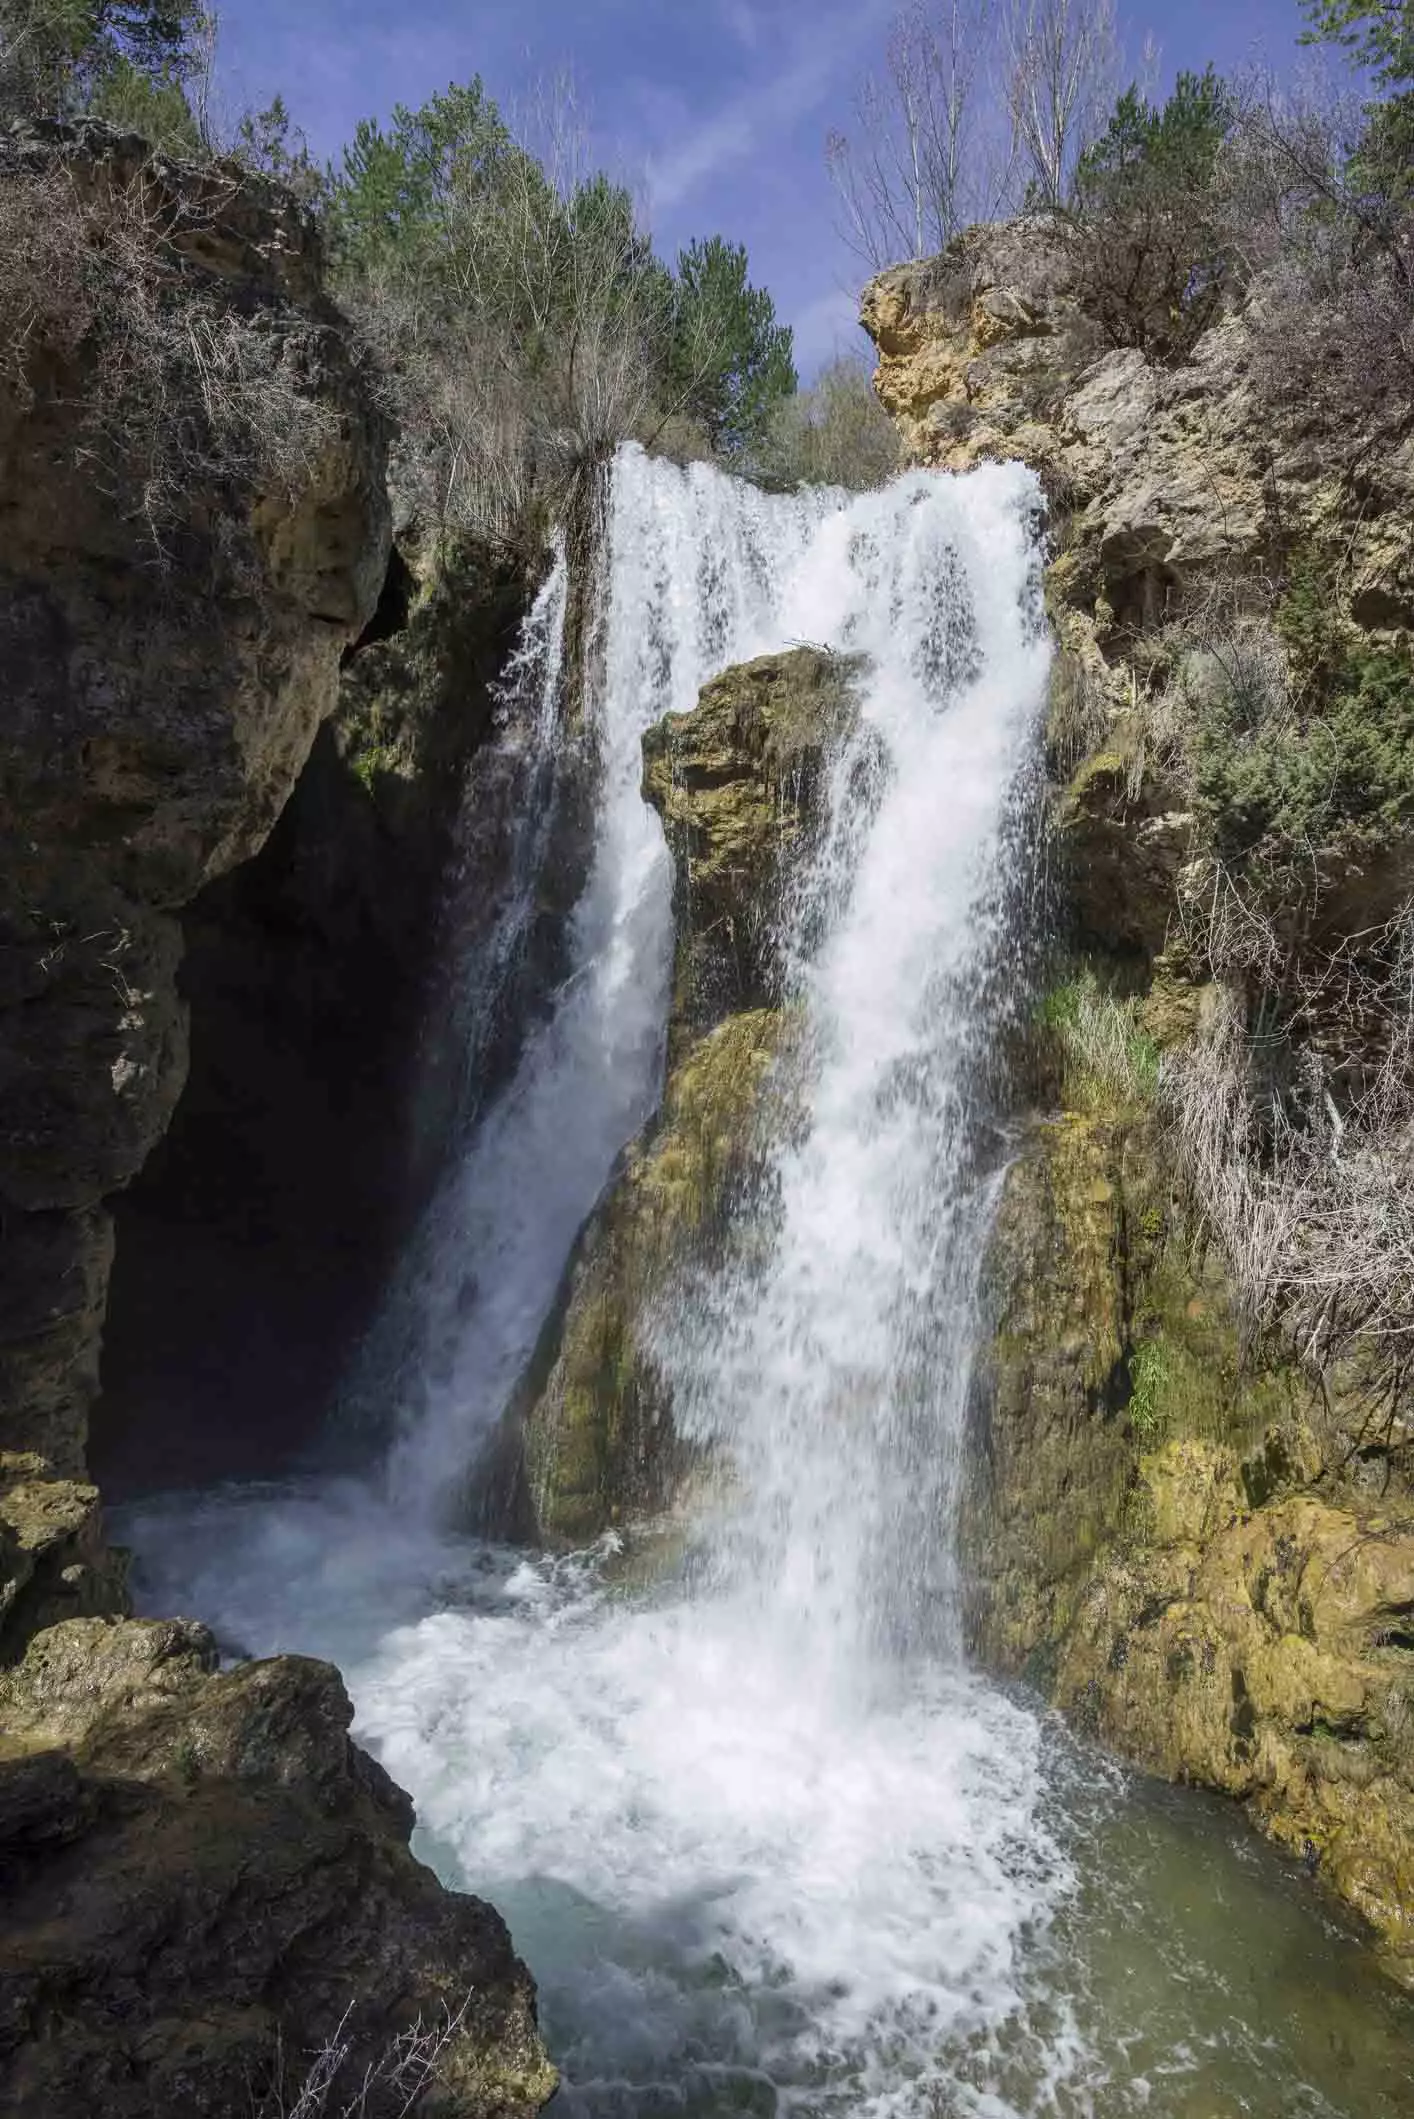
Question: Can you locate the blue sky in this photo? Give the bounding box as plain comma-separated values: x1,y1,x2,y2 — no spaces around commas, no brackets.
211,0,1316,374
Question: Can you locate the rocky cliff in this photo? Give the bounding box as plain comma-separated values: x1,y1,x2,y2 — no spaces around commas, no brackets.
513,648,860,1545
0,123,554,2111
865,222,1414,1978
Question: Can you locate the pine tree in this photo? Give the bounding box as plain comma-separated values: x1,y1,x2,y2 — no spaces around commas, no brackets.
667,236,797,459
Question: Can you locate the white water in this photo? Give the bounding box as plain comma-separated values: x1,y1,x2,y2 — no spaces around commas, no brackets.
126,447,1084,2116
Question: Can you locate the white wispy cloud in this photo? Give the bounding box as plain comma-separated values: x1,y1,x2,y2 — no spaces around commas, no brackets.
644,0,893,216
721,1,762,52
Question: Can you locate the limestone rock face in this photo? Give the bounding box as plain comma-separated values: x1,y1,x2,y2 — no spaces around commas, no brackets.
0,123,388,1504
516,649,861,1545
0,1617,556,2117
643,649,861,1055
864,218,1414,707
969,1060,1414,1982
0,1455,127,1662
865,219,1414,1977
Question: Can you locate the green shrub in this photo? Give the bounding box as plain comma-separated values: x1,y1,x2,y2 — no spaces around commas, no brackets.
1192,564,1414,879
753,355,899,492
1127,1339,1170,1439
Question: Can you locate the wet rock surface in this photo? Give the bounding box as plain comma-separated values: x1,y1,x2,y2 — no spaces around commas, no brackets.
0,1617,555,2118
514,648,861,1545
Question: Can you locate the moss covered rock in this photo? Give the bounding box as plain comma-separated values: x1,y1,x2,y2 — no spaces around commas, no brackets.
515,648,861,1546
0,1453,128,1663
523,1009,785,1545
643,648,862,1054
970,1087,1414,1982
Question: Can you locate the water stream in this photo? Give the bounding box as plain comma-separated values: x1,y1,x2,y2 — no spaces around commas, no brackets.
123,449,1414,2117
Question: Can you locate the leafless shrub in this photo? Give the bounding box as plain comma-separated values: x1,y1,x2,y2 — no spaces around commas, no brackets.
826,0,1018,268
755,354,901,491
256,1994,472,2119
0,151,339,562
1166,907,1414,1464
1221,69,1414,434
1002,0,1131,210
0,160,95,385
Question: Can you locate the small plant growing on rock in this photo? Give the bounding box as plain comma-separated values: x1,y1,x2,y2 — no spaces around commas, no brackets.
1040,970,1159,1108
257,1994,473,2118
1127,1340,1169,1439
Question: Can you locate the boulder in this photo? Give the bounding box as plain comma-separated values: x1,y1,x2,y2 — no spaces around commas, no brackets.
514,648,862,1545
0,1617,556,2116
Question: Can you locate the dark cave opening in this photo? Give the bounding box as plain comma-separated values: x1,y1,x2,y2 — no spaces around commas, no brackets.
90,724,427,1499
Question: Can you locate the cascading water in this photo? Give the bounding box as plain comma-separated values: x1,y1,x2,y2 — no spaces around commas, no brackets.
123,448,1414,2119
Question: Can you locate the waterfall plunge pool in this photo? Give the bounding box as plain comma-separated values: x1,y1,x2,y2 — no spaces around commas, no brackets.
122,1495,1414,2119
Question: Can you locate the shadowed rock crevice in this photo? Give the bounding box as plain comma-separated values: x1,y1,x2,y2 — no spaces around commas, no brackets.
93,530,535,1499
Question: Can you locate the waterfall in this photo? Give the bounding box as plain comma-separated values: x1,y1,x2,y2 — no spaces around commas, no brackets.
653,460,1048,1679
119,447,1414,2119
123,447,1072,2116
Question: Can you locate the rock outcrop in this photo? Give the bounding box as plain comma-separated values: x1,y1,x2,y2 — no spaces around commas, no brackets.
0,121,388,1499
0,125,555,2112
515,649,860,1544
0,1615,556,2117
864,221,1414,1977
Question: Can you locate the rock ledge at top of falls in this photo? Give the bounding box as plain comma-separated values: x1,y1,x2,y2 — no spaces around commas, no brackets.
862,217,1414,1981
509,647,863,1548
0,125,556,2115
861,217,1414,655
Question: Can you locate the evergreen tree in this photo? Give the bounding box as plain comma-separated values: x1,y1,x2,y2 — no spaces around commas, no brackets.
325,80,527,278
235,94,323,205
1071,67,1235,357
666,235,796,458
1,0,209,127
1302,1,1414,215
